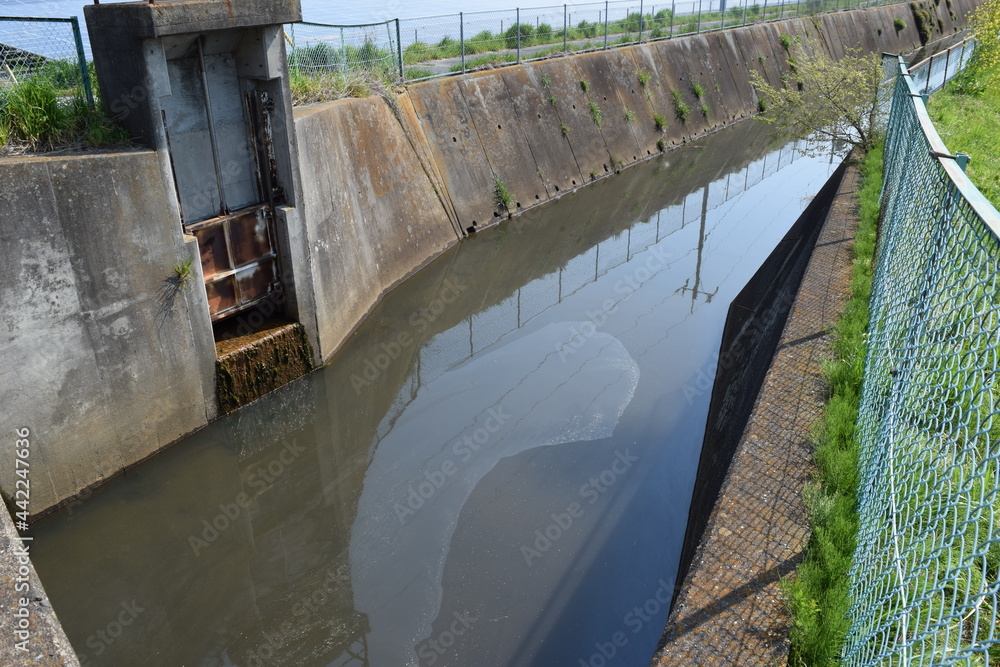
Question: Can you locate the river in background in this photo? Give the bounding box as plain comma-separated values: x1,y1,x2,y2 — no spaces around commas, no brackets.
30,120,841,667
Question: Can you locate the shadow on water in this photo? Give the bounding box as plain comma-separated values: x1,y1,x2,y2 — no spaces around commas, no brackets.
30,119,842,667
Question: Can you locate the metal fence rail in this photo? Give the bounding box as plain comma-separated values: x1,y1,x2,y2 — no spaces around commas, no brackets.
284,0,895,86
0,16,93,108
843,45,1000,665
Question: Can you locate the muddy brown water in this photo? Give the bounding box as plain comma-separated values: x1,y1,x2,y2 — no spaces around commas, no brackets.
31,120,841,667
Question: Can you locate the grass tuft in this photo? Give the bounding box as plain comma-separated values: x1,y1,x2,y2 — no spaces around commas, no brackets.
785,143,882,667
493,174,513,212
588,101,603,126
654,112,667,131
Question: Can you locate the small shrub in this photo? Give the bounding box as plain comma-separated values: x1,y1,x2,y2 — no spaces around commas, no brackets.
894,16,907,30
493,174,513,211
625,109,636,124
780,34,794,50
549,95,558,106
638,70,651,88
758,97,768,112
172,258,195,291
657,137,666,151
692,82,705,98
560,123,570,136
580,78,590,92
588,101,603,126
700,102,710,117
541,72,552,89
654,113,667,131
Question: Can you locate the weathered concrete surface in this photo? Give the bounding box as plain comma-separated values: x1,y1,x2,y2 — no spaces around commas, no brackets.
84,0,301,38
0,151,217,518
651,160,862,667
292,95,461,361
0,507,78,666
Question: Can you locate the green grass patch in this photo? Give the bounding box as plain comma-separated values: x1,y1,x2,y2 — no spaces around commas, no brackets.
0,65,130,153
493,174,512,212
624,109,636,124
588,101,602,126
927,79,1000,206
449,54,517,72
671,88,690,122
784,143,882,667
654,113,667,131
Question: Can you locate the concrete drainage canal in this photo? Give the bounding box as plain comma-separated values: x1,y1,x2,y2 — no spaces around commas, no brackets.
30,119,847,667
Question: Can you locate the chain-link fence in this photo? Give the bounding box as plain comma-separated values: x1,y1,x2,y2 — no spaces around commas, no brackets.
286,0,902,88
0,16,93,108
842,46,1000,665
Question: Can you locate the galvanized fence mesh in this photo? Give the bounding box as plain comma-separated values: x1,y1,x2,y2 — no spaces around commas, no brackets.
843,45,1000,665
285,0,905,89
0,16,92,108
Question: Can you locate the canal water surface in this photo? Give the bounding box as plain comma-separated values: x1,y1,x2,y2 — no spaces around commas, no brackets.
31,120,840,667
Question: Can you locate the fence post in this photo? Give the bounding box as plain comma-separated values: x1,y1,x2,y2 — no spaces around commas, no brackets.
605,1,610,49
763,0,768,21
517,8,521,63
340,27,347,75
564,5,568,53
697,0,702,32
461,12,466,72
640,0,644,40
396,19,403,79
671,0,675,36
743,0,748,26
70,17,94,110
943,45,951,85
925,54,933,94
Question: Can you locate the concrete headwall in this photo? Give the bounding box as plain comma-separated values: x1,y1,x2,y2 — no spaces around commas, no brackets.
0,0,977,518
0,151,217,516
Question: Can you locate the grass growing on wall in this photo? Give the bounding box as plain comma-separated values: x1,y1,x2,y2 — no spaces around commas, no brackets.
785,143,881,667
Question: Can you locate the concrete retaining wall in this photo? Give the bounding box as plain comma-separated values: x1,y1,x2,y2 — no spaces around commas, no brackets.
0,151,218,517
0,0,977,518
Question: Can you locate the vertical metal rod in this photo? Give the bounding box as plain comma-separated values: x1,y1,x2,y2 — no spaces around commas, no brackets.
640,0,644,41
460,12,466,72
605,1,610,49
564,5,568,53
339,27,347,75
925,54,932,94
763,0,768,21
697,0,702,33
743,0,748,26
517,8,521,63
943,46,951,87
196,36,228,215
671,0,675,36
396,19,403,79
70,17,94,109
722,0,727,30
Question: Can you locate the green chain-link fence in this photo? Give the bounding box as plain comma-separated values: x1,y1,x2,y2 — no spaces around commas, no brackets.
285,0,902,90
843,44,1000,665
0,16,93,108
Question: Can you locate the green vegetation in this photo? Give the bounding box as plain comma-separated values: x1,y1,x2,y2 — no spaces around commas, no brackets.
548,95,558,107
785,144,881,667
624,108,636,124
654,113,667,131
692,81,705,98
540,72,552,88
638,70,651,88
780,33,795,50
0,62,129,153
910,1,935,44
290,69,392,103
929,57,1000,205
750,42,883,152
172,258,195,291
657,137,666,151
580,78,590,92
493,174,512,212
700,102,710,117
588,101,603,126
671,88,690,122
953,0,1000,94
560,123,570,137
894,16,907,30
589,169,599,180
